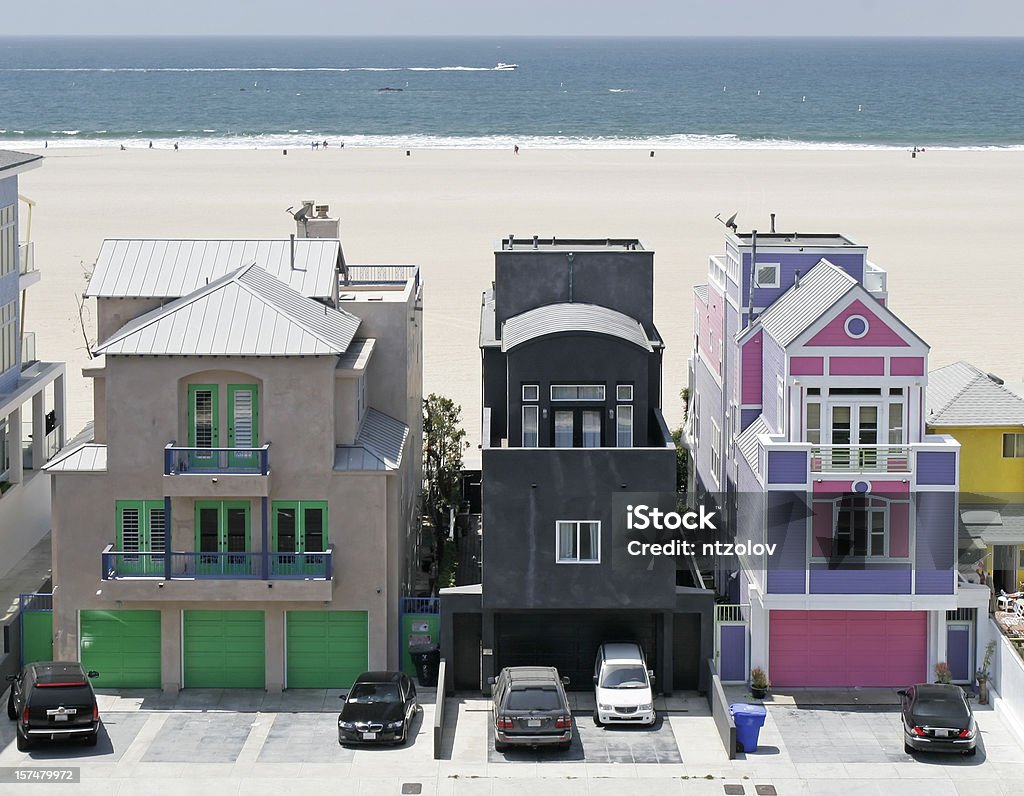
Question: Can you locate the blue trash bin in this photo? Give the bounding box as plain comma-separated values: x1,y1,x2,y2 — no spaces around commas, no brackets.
729,703,767,753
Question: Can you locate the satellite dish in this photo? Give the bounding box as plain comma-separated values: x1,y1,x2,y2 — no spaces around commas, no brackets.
286,205,310,222
725,212,738,232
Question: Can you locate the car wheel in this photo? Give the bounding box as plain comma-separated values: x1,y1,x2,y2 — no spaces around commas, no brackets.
16,729,31,752
965,746,977,757
593,710,603,727
6,692,15,720
904,742,914,754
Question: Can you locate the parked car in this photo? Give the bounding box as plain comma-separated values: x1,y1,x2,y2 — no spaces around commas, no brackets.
898,684,977,756
6,662,101,751
337,671,420,745
593,642,655,727
489,666,572,752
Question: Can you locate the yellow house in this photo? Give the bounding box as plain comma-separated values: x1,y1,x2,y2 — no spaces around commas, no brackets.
927,361,1024,592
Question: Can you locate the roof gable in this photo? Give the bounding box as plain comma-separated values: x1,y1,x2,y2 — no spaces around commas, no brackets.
94,264,360,356
501,302,653,352
803,298,911,348
752,260,857,347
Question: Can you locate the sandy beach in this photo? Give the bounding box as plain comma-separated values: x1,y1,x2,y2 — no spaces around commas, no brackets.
15,146,1024,450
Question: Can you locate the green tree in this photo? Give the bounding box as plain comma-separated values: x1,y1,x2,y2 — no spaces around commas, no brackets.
423,393,469,591
673,386,691,494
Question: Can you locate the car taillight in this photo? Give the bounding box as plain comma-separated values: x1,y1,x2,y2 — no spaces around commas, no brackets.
958,727,974,739
911,726,926,737
496,717,513,730
92,703,100,722
21,705,29,725
555,716,572,729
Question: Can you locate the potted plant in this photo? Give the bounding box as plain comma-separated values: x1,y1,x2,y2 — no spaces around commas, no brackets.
934,662,953,685
976,640,996,705
750,667,769,699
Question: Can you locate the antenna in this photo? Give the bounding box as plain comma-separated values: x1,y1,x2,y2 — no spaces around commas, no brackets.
715,211,739,232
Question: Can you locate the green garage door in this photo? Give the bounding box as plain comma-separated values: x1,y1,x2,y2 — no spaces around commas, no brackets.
183,610,265,688
286,611,368,688
80,610,161,688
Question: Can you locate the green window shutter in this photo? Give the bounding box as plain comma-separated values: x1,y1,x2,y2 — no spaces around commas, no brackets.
227,384,259,469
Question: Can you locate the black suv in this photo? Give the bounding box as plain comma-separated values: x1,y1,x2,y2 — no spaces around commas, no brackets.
489,666,573,752
6,662,101,751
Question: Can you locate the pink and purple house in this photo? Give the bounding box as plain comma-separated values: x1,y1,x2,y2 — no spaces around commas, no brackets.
688,232,987,689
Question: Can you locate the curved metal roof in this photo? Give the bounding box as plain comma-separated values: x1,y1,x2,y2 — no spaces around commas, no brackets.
501,303,652,352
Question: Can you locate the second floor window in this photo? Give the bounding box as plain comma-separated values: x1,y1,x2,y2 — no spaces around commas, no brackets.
1005,433,1024,458
551,384,605,401
616,405,633,447
522,405,539,447
554,409,603,448
556,520,601,564
710,418,721,482
835,496,887,558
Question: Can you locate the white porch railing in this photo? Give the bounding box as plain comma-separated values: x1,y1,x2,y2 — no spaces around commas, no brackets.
18,242,35,276
810,444,912,474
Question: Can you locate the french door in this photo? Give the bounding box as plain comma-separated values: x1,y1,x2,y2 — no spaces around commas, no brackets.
188,385,219,468
829,403,879,468
552,408,604,448
116,500,166,575
195,501,251,576
271,501,328,576
227,385,259,469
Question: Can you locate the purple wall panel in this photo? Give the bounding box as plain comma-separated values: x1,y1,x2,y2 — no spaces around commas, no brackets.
915,491,956,595
741,250,866,307
719,625,747,681
809,565,912,594
768,451,807,484
766,491,807,594
916,452,957,485
947,625,971,682
740,408,761,433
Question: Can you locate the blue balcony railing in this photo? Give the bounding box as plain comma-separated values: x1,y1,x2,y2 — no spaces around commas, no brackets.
100,544,334,581
164,442,271,475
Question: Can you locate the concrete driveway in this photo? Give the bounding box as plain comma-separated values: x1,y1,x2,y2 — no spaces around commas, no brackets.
1,687,1022,795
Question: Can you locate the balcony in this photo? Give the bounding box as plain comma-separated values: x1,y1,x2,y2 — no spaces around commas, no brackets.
98,544,335,601
810,445,912,474
18,242,40,290
163,442,271,497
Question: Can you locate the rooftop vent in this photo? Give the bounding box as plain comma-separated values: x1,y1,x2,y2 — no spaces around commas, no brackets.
315,204,330,218
988,372,1005,385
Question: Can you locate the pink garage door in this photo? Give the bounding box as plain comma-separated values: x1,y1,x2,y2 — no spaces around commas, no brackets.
769,610,927,688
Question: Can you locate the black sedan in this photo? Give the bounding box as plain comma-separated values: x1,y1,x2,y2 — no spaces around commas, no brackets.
6,662,101,751
338,671,421,745
899,684,977,756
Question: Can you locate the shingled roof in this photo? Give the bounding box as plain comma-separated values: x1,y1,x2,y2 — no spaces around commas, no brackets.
927,361,1024,427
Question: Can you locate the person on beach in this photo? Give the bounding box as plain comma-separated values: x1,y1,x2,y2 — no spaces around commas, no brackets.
149,141,153,149
323,140,329,148
174,142,179,151
514,144,519,154
120,144,126,151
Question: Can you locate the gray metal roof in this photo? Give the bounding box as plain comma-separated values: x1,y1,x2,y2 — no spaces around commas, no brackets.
337,338,376,371
755,259,857,347
87,239,341,299
693,284,709,305
736,416,770,473
927,361,1024,427
334,407,409,471
0,150,42,173
42,442,108,472
94,264,360,356
501,302,653,352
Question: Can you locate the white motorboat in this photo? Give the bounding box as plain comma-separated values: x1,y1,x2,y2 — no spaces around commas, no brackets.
495,62,518,71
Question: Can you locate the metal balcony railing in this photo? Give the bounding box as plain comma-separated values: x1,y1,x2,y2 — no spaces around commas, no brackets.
20,331,36,365
810,444,912,474
101,544,334,581
18,242,36,275
164,442,270,475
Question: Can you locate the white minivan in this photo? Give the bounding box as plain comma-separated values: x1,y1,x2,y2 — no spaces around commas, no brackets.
592,642,655,726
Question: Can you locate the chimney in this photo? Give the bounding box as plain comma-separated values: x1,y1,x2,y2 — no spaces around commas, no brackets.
794,269,801,287
301,201,341,239
508,234,514,249
289,234,295,270
770,213,776,233
533,235,538,249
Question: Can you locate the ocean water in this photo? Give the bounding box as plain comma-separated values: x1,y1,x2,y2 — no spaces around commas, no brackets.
0,36,1022,150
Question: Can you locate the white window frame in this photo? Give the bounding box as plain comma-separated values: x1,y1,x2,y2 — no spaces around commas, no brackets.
616,405,633,448
1004,433,1024,459
709,418,721,485
555,520,601,564
0,302,16,375
754,262,780,289
522,384,539,402
616,384,633,402
551,384,605,402
522,405,539,448
833,497,890,559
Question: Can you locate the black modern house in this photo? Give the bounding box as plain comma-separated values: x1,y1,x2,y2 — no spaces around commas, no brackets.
440,237,714,694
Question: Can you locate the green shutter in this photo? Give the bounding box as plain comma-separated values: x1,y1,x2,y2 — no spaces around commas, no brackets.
79,610,161,688
286,611,368,689
183,610,265,688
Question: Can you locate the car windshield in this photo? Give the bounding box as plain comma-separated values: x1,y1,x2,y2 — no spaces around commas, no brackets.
506,686,562,711
912,692,969,721
347,683,401,704
600,664,648,689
